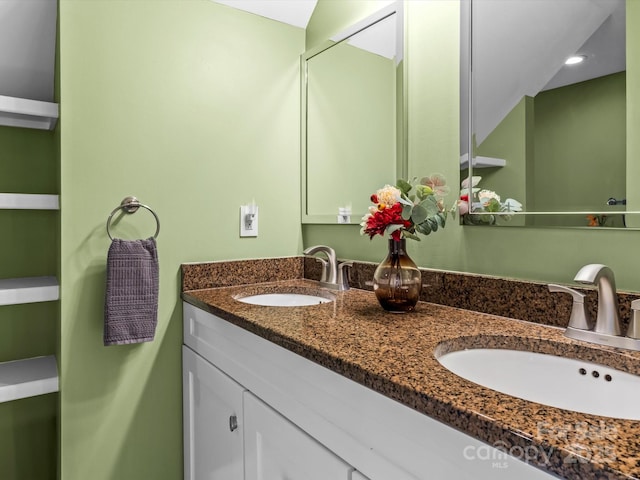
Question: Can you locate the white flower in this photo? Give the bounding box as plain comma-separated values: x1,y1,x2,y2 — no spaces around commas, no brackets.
375,185,401,207
478,189,500,205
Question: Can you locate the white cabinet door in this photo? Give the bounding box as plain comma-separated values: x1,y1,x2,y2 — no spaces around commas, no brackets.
244,392,353,480
183,346,244,480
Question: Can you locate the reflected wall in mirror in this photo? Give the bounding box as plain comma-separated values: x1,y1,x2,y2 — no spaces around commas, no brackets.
461,0,639,228
301,2,404,224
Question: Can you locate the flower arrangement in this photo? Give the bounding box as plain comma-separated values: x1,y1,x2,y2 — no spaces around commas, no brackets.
457,176,522,225
360,174,450,241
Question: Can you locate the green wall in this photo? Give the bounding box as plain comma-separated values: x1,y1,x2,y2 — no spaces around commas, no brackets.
0,126,57,478
475,70,626,229
58,2,304,479
533,72,626,223
303,0,640,292
475,96,531,227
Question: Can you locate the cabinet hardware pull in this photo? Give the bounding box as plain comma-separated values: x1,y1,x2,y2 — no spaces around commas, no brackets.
229,414,238,432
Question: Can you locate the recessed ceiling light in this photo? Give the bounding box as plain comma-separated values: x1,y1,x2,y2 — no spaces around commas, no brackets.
565,55,587,65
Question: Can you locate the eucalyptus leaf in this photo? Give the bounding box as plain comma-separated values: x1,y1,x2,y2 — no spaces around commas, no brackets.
404,231,421,241
396,179,412,195
416,222,432,235
420,196,440,215
402,204,412,220
411,204,428,224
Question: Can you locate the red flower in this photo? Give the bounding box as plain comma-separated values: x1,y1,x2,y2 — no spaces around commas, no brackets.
370,194,379,203
363,202,411,240
460,194,469,202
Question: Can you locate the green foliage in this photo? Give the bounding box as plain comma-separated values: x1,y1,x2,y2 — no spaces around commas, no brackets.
396,179,412,195
484,198,501,213
410,204,428,225
395,176,451,240
363,174,452,241
421,196,440,215
401,204,412,220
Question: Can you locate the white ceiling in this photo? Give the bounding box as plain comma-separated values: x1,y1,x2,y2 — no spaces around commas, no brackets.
213,0,318,28
337,5,398,60
543,0,625,90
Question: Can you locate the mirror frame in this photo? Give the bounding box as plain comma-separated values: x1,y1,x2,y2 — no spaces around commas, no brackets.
461,0,637,227
300,1,406,224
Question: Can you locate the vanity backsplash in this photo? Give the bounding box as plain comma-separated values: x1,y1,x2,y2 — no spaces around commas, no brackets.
181,256,640,332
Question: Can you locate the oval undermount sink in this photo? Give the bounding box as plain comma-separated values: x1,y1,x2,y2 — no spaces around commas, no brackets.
437,348,640,420
235,293,334,307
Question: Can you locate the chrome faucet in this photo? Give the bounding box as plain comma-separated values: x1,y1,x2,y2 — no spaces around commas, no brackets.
573,264,621,336
550,264,640,351
302,245,351,291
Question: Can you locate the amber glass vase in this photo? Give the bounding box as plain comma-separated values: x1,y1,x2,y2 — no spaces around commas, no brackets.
373,238,422,313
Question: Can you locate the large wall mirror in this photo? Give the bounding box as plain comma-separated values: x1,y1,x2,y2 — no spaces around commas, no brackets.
301,2,405,224
461,0,639,228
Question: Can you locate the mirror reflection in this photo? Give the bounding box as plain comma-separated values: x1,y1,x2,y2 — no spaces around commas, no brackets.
302,3,403,224
462,0,633,228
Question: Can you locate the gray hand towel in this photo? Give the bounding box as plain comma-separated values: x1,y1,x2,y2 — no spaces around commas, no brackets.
104,237,159,346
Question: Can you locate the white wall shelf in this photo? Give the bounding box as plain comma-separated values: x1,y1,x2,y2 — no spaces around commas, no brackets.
0,276,59,306
460,154,507,169
0,193,59,210
0,355,58,403
0,95,59,131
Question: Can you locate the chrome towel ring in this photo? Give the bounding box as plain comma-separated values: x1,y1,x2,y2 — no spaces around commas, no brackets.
106,196,160,240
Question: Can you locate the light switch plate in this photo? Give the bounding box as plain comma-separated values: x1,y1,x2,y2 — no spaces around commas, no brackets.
240,205,258,237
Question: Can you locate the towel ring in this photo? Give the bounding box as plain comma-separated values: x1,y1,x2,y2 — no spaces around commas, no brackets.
106,196,160,241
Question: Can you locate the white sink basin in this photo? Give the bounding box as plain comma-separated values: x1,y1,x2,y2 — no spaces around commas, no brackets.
437,348,640,420
236,293,334,307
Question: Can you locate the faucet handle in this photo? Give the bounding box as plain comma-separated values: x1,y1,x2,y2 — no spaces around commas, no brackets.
337,261,353,291
313,258,329,283
627,299,640,339
549,284,593,330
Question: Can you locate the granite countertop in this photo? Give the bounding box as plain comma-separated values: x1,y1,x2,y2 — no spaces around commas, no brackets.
182,278,640,480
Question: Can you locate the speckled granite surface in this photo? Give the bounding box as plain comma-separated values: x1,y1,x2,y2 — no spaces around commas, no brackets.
182,259,640,480
301,258,640,332
182,256,303,290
